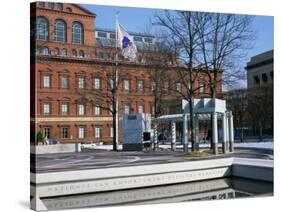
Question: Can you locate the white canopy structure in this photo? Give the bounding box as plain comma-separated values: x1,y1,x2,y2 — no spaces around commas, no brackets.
154,98,234,154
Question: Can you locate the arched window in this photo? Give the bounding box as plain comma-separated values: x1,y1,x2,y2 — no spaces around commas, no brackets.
36,17,48,40
43,47,49,55
54,19,66,42
54,48,59,55
72,49,77,57
35,47,40,55
79,50,85,58
61,48,67,56
72,22,83,44
66,7,72,13
60,49,67,56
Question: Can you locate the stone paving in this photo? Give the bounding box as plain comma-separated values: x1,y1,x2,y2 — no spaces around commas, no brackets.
31,147,273,173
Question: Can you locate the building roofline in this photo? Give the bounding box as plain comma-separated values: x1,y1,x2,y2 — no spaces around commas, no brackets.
95,27,155,38
74,4,96,17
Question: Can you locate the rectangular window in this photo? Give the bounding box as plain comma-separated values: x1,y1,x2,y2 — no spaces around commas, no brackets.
57,3,63,11
137,80,144,92
43,127,50,138
61,103,68,115
39,2,45,7
176,82,181,92
95,127,101,138
43,75,50,88
199,84,205,93
109,79,114,89
78,127,85,139
110,127,113,137
61,76,69,89
78,104,85,115
144,37,153,43
48,2,54,9
133,36,142,42
94,78,101,89
43,103,51,115
109,33,116,39
124,104,130,114
151,81,156,92
94,105,101,115
124,80,130,91
78,76,85,89
138,105,144,113
97,32,107,38
61,127,68,139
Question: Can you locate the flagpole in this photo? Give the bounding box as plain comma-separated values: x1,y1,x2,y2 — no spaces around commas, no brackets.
114,12,119,151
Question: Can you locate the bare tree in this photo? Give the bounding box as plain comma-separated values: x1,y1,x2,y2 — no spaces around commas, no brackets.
195,12,255,97
247,84,273,141
194,12,255,150
224,88,248,142
73,51,130,151
154,11,209,152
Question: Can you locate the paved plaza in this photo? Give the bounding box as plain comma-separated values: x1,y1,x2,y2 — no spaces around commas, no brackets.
31,147,273,173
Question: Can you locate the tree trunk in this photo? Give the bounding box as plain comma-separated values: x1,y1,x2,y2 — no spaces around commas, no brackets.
112,94,118,151
259,121,263,142
240,128,244,142
189,97,196,151
112,111,117,151
210,85,216,150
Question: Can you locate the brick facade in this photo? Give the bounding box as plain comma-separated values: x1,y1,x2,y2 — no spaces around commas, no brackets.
30,2,222,144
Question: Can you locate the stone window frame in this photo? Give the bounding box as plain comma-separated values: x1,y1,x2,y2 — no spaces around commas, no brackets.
72,21,84,45
77,103,85,116
54,19,67,43
93,77,101,90
78,126,86,139
94,126,102,138
43,102,51,116
61,126,69,139
42,74,51,88
42,126,51,139
61,102,69,116
137,79,144,92
124,79,130,92
36,17,48,41
60,75,69,89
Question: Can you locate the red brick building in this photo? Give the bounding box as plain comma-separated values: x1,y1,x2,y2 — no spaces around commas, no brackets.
30,2,222,144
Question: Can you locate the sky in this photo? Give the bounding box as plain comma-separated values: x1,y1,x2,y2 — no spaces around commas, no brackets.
82,3,273,89
82,3,273,59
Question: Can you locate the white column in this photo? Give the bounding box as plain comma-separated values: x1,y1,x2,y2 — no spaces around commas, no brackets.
212,112,218,154
195,114,199,151
222,113,227,154
225,113,229,149
229,111,234,152
183,113,188,152
153,122,158,150
171,121,176,151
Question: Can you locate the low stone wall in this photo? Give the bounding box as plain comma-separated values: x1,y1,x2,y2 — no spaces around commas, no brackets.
232,158,273,182
30,143,81,154
30,158,233,198
30,157,274,211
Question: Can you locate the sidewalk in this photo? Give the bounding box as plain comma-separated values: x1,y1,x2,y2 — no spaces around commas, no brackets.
83,141,273,151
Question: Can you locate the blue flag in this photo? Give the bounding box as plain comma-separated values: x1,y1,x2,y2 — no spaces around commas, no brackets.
117,23,137,61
